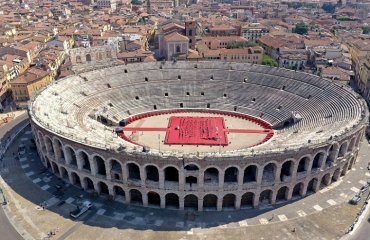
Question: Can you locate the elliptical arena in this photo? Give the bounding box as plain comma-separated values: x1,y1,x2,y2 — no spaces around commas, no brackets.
29,61,368,211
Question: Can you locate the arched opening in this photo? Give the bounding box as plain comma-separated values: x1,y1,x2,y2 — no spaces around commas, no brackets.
45,137,54,157
348,157,355,169
65,147,77,166
110,159,122,181
86,54,92,62
259,189,273,205
204,167,219,184
280,160,293,181
164,166,179,182
222,194,236,209
241,192,254,208
312,152,324,171
60,167,68,180
71,172,82,188
130,189,142,205
243,165,257,183
262,163,276,182
185,176,197,185
184,194,198,210
127,163,141,180
54,139,64,163
320,173,331,189
338,142,348,158
145,165,159,182
203,194,217,210
83,177,95,191
276,186,289,202
147,191,161,207
45,157,51,169
341,162,349,176
348,137,356,152
184,164,199,171
51,162,60,176
76,55,82,63
292,182,304,198
113,186,125,201
224,167,238,183
307,178,318,194
98,182,109,195
96,52,103,61
332,168,341,182
297,157,309,173
94,156,106,176
79,151,91,172
165,193,179,209
327,144,338,166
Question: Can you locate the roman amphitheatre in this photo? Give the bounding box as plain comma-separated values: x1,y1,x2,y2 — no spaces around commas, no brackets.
28,61,368,211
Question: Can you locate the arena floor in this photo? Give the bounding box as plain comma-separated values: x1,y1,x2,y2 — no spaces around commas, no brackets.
122,111,274,153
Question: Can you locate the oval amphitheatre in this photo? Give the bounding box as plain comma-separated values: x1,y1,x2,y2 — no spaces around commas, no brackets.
28,61,368,211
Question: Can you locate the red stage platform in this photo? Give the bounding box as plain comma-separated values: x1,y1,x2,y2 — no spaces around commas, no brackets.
165,116,228,145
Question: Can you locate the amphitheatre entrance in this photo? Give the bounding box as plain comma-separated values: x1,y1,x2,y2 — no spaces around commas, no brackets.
118,110,274,153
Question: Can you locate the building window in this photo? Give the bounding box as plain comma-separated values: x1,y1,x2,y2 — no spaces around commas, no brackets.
189,29,192,36
176,45,181,53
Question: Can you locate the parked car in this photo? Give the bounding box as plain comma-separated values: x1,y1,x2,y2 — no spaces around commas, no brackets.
350,195,361,205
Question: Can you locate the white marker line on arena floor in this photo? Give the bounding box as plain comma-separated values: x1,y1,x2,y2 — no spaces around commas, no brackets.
154,220,164,226
19,157,27,162
21,164,29,169
65,197,75,204
32,178,41,184
25,171,34,177
20,138,28,141
41,184,50,190
351,187,360,193
327,199,337,206
313,205,323,211
259,218,269,224
278,214,288,221
352,168,356,171
96,209,106,215
366,173,370,177
176,222,184,228
238,220,248,226
297,210,307,217
359,180,366,185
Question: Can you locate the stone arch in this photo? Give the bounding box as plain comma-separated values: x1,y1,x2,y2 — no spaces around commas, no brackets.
145,165,159,182
86,54,92,62
292,182,304,198
312,151,325,171
203,194,217,210
327,143,339,166
60,166,68,180
83,177,95,191
147,191,161,207
338,141,349,158
51,161,60,176
44,136,54,157
259,189,273,205
222,194,236,209
110,159,123,181
93,155,107,176
113,186,125,201
332,168,341,182
184,163,200,171
65,146,77,167
78,150,91,172
348,137,356,151
184,194,198,210
243,165,258,183
127,162,141,180
262,162,277,183
320,173,331,189
71,172,82,188
165,193,179,209
241,192,254,208
307,177,319,194
164,166,179,182
280,160,294,181
130,189,143,205
276,186,289,202
204,167,219,184
53,138,65,163
297,156,310,173
76,55,82,63
224,166,239,183
348,157,355,169
97,181,109,195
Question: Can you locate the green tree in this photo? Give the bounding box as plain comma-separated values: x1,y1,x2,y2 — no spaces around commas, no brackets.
262,54,278,67
131,0,140,5
362,26,370,34
322,3,336,13
227,41,258,49
293,23,308,35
